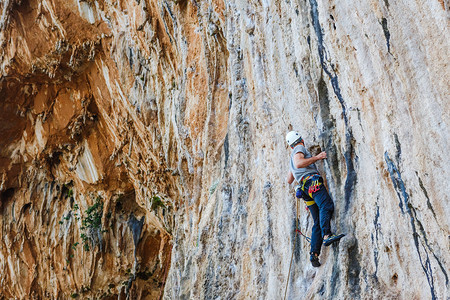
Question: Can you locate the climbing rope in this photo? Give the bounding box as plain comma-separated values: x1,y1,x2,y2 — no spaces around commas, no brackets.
283,196,311,300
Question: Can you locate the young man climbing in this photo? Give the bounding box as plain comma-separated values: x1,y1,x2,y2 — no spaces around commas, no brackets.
286,131,345,267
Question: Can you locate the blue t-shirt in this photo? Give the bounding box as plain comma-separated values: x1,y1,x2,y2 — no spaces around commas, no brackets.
289,145,319,182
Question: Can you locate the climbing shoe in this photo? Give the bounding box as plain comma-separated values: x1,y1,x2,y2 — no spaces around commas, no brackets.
310,253,321,268
323,234,345,246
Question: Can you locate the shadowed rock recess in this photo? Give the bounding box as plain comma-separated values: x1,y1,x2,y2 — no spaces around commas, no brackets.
0,0,448,299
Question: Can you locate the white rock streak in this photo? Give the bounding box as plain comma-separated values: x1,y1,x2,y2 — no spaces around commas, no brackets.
75,140,99,184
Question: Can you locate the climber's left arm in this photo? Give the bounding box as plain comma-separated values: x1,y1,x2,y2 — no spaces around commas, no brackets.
287,171,294,184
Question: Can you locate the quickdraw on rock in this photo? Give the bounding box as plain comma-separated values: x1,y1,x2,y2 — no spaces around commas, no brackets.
296,229,311,243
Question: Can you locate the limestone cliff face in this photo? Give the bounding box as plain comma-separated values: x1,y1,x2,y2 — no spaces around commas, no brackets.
0,0,448,299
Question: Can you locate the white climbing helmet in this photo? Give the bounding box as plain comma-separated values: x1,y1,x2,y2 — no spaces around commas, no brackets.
286,131,302,147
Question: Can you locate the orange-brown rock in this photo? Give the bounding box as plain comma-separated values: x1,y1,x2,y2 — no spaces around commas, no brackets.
0,0,183,298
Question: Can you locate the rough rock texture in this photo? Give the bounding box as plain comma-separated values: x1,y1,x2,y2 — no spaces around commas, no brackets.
0,0,448,299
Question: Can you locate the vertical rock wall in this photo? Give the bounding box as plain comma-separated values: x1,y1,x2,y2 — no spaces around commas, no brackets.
164,0,449,299
0,0,448,299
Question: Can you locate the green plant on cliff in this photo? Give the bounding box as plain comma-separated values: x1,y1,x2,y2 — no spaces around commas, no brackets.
82,197,103,229
149,195,174,235
71,242,79,250
80,196,104,251
62,182,74,200
150,195,165,211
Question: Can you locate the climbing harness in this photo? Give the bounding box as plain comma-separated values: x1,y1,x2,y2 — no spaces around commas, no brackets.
283,196,312,300
308,178,322,195
295,174,322,209
300,173,322,198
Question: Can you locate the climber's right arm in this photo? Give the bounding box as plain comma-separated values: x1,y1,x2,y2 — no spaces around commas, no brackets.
293,151,327,168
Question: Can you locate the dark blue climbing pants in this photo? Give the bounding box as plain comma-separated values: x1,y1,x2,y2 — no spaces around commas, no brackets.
301,176,335,255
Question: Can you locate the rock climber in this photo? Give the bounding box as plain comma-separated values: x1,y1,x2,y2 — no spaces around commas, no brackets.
286,131,345,267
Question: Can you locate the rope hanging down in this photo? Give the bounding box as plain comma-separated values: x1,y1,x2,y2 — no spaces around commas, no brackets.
283,197,311,300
